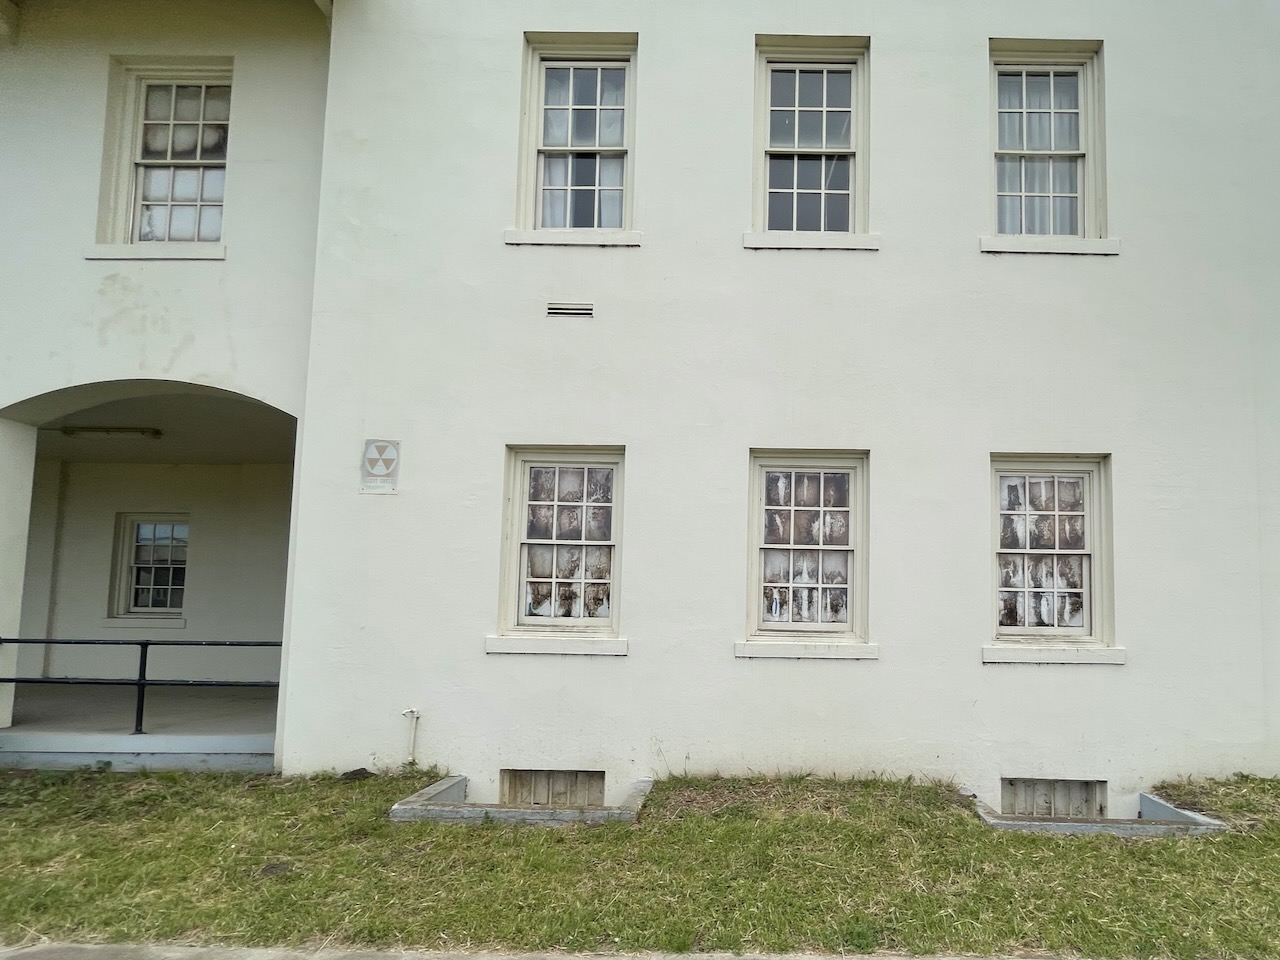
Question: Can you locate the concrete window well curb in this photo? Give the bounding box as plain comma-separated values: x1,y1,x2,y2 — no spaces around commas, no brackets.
961,787,1229,837
389,774,655,826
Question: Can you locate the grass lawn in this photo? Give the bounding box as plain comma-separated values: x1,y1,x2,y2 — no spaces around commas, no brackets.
2,769,1279,958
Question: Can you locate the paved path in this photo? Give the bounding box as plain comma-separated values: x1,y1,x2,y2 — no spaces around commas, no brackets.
0,944,1056,960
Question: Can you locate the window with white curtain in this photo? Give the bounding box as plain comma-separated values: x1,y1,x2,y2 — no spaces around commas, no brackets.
990,41,1106,240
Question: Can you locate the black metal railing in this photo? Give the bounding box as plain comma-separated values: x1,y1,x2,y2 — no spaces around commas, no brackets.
0,638,281,734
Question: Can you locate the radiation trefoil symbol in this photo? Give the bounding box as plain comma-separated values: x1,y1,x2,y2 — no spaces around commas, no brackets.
364,441,399,476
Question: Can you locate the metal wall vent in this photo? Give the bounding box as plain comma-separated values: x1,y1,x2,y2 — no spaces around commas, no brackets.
547,301,594,319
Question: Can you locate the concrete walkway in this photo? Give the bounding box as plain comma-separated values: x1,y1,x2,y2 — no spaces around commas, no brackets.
0,944,1056,960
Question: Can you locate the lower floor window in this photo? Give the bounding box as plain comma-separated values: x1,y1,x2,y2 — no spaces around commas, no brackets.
118,515,190,615
750,451,868,639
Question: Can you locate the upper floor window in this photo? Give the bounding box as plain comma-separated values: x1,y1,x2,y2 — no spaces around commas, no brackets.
989,40,1109,247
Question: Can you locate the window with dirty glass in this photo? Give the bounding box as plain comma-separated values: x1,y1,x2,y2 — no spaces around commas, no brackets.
133,83,230,242
537,63,629,229
750,452,868,639
510,451,622,633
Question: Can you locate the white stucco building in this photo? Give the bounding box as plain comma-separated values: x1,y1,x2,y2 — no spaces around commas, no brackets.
2,0,1278,817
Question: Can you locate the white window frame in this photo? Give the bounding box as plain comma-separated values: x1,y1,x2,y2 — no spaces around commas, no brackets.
738,450,875,659
92,56,232,260
987,455,1120,664
112,514,191,620
745,36,878,251
506,33,640,247
981,40,1118,255
489,446,626,655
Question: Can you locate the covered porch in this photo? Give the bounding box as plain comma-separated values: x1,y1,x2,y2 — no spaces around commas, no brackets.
0,380,296,772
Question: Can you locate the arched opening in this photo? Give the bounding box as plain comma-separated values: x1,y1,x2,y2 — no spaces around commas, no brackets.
0,380,296,770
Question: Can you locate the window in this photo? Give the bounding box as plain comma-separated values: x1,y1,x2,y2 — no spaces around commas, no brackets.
992,456,1112,650
986,40,1115,252
509,33,637,243
746,37,875,250
495,448,623,648
133,82,230,242
96,57,232,250
742,452,872,657
115,516,190,616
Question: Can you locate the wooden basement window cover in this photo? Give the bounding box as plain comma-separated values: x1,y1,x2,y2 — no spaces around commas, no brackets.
500,769,605,807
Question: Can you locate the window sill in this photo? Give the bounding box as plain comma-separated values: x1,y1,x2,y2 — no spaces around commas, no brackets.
503,229,642,247
979,236,1120,256
743,232,881,251
983,644,1125,664
99,617,187,629
736,640,879,660
85,243,227,261
485,635,627,656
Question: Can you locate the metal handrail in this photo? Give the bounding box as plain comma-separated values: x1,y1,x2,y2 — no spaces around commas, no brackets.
0,638,281,734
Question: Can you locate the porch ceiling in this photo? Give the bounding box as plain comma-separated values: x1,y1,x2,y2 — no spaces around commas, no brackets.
36,393,295,464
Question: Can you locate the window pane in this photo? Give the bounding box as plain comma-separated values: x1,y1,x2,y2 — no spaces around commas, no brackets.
599,156,623,187
822,588,848,623
1053,73,1079,109
770,70,795,107
997,196,1021,234
1026,113,1051,150
542,109,569,147
144,85,172,121
1052,197,1078,235
796,155,821,190
770,110,795,147
798,71,823,107
826,110,851,148
545,67,570,105
600,69,625,106
997,73,1022,109
168,205,197,241
571,109,596,146
200,124,228,161
204,86,231,121
824,193,850,232
572,154,597,186
138,205,167,241
1025,196,1050,234
142,124,170,160
174,85,203,121
1052,157,1078,194
141,167,171,201
796,192,821,231
541,189,566,227
570,189,595,227
572,68,598,105
825,155,850,191
797,112,823,148
202,167,226,201
171,124,199,160
598,109,624,147
198,206,222,242
1024,157,1050,194
544,155,568,187
996,156,1020,193
598,190,623,228
767,192,793,230
768,155,793,189
997,113,1022,150
1026,73,1051,109
172,168,200,202
827,70,852,108
1054,112,1079,150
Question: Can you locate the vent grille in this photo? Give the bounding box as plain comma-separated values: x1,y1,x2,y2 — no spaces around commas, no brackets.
547,301,594,319
1002,778,1107,819
500,769,605,807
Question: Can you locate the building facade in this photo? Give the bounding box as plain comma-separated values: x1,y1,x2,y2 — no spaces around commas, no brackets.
2,0,1278,816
